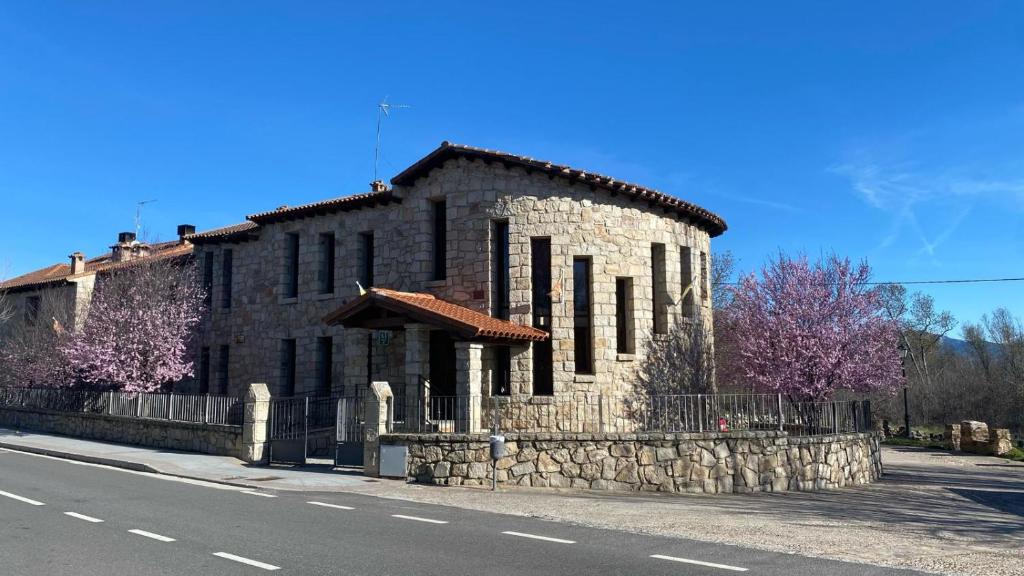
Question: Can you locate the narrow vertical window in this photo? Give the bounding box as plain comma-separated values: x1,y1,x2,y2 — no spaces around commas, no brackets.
531,238,553,395
616,278,635,354
432,199,447,281
319,233,335,294
221,249,233,309
217,345,230,395
284,233,299,298
573,257,593,374
198,347,211,394
492,220,510,319
652,243,667,334
25,296,40,326
680,246,694,317
359,232,374,288
316,336,333,397
281,338,297,396
493,346,511,396
202,252,214,306
701,251,710,302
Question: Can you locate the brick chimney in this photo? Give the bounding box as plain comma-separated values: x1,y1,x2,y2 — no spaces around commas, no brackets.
69,252,86,275
177,224,196,244
370,180,389,193
111,231,138,263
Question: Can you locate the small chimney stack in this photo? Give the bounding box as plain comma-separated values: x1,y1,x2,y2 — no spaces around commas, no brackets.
111,231,138,263
370,180,388,193
177,224,196,243
118,231,137,244
69,252,86,275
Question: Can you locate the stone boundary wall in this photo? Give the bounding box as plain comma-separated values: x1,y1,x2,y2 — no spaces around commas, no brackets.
0,405,242,457
382,431,882,493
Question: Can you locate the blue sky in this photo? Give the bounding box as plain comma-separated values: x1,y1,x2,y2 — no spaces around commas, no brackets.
1,2,1021,331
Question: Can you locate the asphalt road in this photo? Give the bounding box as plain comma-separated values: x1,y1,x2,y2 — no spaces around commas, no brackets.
0,448,926,576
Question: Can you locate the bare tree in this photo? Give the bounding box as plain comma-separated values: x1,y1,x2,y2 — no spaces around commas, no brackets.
879,284,956,391
638,318,716,396
0,286,77,388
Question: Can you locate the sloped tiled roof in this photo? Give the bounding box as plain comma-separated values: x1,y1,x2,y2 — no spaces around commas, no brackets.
246,190,399,224
323,288,549,343
185,221,260,244
391,141,727,237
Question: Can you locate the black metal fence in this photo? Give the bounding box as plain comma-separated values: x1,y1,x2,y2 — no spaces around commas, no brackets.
0,387,244,426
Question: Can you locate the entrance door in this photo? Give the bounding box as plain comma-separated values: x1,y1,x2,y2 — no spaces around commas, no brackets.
429,331,457,397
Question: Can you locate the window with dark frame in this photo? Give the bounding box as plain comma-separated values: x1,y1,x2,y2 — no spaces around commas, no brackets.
280,338,297,397
701,251,709,302
680,246,694,317
319,233,335,294
616,277,635,354
531,237,553,395
221,249,233,309
493,346,511,396
315,336,333,397
359,232,374,288
284,233,299,298
431,199,447,281
198,346,211,394
202,252,214,306
217,345,229,395
652,243,667,334
25,296,40,326
492,220,510,319
572,257,594,374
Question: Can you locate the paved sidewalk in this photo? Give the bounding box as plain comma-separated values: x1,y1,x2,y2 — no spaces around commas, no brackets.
0,427,378,491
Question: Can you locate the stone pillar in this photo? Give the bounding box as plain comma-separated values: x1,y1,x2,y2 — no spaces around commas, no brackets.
363,381,393,477
455,342,483,433
343,329,369,396
405,324,431,425
241,383,271,464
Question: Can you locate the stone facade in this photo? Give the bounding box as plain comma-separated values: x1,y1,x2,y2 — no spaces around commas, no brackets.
384,430,882,493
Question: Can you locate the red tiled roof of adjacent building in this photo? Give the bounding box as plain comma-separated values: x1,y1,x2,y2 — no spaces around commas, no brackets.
246,189,400,224
390,141,728,237
185,221,260,243
323,288,549,343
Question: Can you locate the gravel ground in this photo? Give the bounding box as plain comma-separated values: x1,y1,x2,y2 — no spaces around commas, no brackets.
339,446,1024,576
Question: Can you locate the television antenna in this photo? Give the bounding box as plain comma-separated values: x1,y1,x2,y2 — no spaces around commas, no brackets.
374,97,411,182
135,199,157,239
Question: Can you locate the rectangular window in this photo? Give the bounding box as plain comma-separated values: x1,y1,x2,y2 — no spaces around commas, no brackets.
280,338,297,396
221,249,233,309
492,220,510,319
359,232,374,288
284,233,299,298
701,251,710,302
431,199,447,281
680,246,694,317
652,243,667,334
217,345,229,395
198,347,211,394
531,238,553,395
616,278,635,354
572,257,593,374
493,346,511,396
315,336,333,397
25,296,40,326
318,233,335,294
202,252,214,306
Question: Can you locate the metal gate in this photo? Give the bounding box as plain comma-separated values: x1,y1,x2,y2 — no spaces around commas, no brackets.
268,396,336,465
334,396,364,467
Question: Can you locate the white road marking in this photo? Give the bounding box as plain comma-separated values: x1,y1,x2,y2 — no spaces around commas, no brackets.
391,514,448,524
128,529,176,542
501,531,576,544
0,490,45,506
64,512,103,523
307,501,354,510
241,491,277,498
651,554,749,572
213,552,281,571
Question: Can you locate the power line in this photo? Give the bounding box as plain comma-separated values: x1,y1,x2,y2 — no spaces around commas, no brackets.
721,277,1024,286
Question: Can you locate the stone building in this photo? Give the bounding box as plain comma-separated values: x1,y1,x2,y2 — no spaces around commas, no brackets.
187,142,727,429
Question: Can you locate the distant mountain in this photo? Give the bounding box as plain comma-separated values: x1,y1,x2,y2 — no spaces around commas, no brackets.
939,335,1001,356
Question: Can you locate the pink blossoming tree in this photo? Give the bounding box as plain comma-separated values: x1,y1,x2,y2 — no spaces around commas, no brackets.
61,258,206,392
722,254,903,401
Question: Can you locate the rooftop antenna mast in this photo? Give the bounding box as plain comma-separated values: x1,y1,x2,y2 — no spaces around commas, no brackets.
135,199,157,240
374,96,410,182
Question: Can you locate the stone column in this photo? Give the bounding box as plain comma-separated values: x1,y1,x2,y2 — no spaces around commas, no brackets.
363,381,393,477
343,329,369,396
241,383,271,464
404,324,431,428
455,342,483,433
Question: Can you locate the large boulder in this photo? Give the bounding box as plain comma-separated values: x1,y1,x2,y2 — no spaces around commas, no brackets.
988,429,1013,456
945,424,961,451
960,421,989,453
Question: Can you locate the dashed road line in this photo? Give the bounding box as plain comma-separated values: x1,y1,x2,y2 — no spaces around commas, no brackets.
391,514,448,524
213,552,280,571
64,512,103,523
128,529,176,542
501,531,575,544
241,491,277,498
307,501,355,510
651,554,748,572
0,489,45,506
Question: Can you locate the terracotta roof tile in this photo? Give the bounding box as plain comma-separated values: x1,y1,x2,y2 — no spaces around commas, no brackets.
1,241,193,291
246,189,399,224
324,288,549,343
390,141,728,237
185,221,259,243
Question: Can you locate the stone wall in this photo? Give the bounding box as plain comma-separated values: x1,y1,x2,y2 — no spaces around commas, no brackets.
0,405,242,457
383,431,882,493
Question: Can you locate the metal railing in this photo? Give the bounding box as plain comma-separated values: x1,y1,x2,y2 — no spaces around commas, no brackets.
0,387,244,426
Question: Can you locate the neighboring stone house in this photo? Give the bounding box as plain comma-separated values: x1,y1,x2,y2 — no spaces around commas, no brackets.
187,142,727,428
